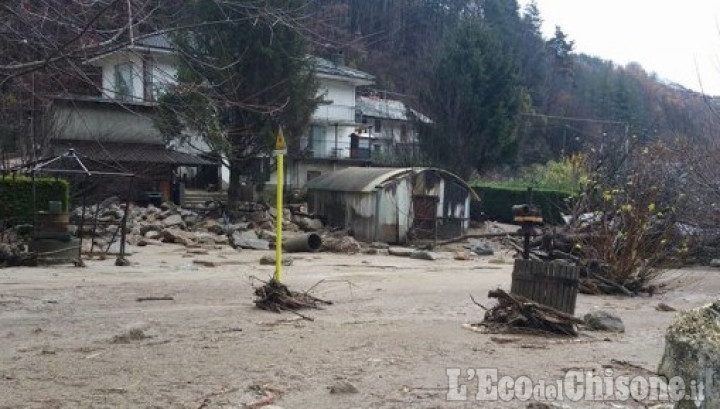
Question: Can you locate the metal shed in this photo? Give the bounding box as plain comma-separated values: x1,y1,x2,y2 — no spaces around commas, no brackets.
306,167,480,244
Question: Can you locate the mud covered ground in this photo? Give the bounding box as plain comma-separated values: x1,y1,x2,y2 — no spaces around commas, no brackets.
0,244,717,408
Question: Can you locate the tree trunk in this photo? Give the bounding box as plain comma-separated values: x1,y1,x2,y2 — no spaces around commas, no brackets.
227,158,242,209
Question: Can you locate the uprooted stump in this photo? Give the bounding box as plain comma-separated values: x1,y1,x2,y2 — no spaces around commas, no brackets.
254,279,333,315
475,289,584,336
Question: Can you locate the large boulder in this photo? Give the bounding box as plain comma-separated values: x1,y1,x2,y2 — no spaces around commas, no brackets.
162,214,185,228
230,230,270,250
658,301,720,409
160,228,195,246
295,216,325,232
322,235,361,254
583,310,625,333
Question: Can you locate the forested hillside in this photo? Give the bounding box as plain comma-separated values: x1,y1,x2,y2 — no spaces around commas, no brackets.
308,0,720,176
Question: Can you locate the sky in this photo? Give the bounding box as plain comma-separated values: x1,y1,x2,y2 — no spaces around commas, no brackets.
519,0,720,96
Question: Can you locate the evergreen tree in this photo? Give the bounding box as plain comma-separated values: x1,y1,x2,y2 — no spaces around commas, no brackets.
157,0,319,205
416,17,521,179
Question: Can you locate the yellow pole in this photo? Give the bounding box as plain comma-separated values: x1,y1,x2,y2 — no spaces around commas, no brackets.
274,128,286,283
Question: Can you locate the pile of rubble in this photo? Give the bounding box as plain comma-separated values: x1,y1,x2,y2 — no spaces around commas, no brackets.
68,198,332,254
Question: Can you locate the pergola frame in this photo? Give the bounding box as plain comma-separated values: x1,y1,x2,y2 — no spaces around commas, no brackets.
14,149,136,264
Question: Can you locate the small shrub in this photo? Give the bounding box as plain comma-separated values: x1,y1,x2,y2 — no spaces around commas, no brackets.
471,184,572,224
0,175,69,226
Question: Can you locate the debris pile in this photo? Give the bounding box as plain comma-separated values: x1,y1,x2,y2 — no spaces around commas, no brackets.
474,289,584,336
68,200,326,253
505,228,662,296
253,279,332,315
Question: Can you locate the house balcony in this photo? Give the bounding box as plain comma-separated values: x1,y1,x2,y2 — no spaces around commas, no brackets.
300,141,371,161
311,104,358,124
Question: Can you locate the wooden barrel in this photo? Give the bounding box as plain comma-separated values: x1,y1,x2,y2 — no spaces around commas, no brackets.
510,259,580,314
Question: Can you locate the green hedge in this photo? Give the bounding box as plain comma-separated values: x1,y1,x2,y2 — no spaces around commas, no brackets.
471,184,572,225
0,175,70,225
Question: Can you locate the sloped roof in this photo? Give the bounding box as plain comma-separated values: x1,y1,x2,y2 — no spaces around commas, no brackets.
357,96,431,123
313,57,375,84
306,167,479,200
48,140,213,166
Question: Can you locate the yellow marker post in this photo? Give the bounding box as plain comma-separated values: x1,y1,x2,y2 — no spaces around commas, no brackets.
273,127,287,283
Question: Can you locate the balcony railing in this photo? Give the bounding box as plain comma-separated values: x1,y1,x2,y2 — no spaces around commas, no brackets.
311,104,357,123
302,141,371,160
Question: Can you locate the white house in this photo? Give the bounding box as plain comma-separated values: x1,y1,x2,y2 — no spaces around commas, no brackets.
273,56,377,191
45,35,213,199
356,94,430,164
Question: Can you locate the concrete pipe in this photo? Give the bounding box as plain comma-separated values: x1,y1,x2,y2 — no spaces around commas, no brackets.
283,232,322,253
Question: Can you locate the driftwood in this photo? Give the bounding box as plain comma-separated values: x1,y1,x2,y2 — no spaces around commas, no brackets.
136,296,174,302
439,232,522,246
253,279,333,319
478,289,584,336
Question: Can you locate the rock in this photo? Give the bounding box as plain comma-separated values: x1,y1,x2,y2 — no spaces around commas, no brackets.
283,221,301,232
410,250,438,261
364,248,379,255
144,230,162,240
454,251,472,261
370,242,390,250
183,214,199,227
388,247,415,257
711,259,720,268
140,224,163,236
230,230,270,250
656,302,677,312
162,214,185,228
137,238,163,246
260,255,293,266
225,223,250,235
193,259,216,267
584,310,625,333
295,216,324,232
111,327,148,344
212,235,229,245
251,210,268,223
658,301,720,409
258,230,277,242
322,235,362,254
194,232,218,245
115,257,131,266
160,202,177,212
100,208,124,221
329,381,359,394
100,196,121,208
160,228,196,246
465,239,494,256
201,219,225,235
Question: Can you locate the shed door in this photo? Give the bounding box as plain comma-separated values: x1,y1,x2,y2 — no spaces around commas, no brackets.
412,195,438,239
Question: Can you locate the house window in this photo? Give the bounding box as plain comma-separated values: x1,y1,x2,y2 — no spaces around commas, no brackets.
309,125,326,157
114,63,133,100
400,124,408,142
143,58,155,102
307,170,321,182
374,118,382,133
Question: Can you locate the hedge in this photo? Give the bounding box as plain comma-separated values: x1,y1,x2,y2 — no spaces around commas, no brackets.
0,175,70,226
471,184,572,225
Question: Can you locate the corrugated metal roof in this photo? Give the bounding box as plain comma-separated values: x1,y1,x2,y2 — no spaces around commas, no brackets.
357,96,431,123
306,167,480,201
307,167,413,192
313,57,375,83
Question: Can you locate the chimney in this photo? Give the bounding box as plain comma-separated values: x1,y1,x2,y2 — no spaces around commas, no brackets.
331,50,345,66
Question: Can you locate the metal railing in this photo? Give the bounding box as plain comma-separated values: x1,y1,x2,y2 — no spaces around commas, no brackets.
311,104,357,123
